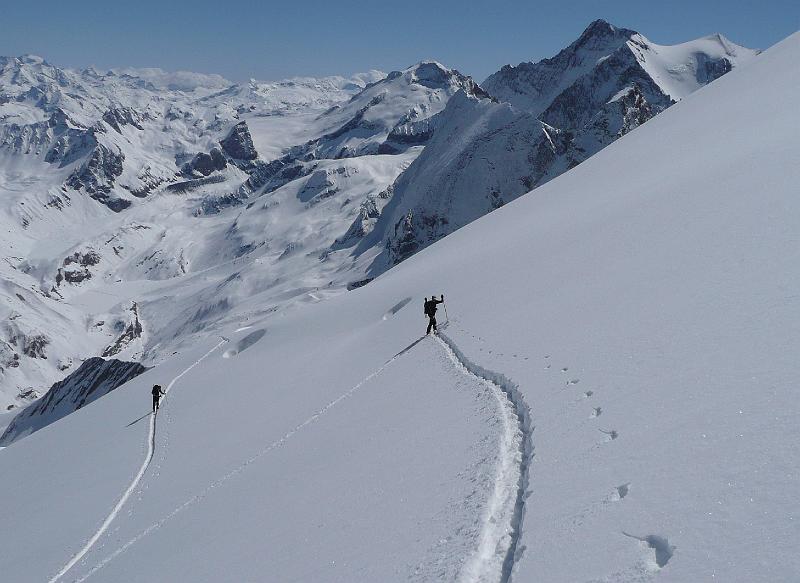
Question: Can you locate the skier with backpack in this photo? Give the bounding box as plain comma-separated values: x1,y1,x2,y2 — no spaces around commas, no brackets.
424,295,445,335
152,384,165,412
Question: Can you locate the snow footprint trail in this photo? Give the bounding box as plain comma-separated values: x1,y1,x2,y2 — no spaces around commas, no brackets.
48,340,227,583
74,337,426,582
435,333,533,583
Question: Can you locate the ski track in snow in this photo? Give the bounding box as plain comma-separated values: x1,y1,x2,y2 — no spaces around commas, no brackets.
73,337,425,582
435,333,533,583
69,331,531,583
47,340,228,583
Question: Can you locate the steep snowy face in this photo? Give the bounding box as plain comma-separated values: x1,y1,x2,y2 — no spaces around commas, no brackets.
374,21,758,267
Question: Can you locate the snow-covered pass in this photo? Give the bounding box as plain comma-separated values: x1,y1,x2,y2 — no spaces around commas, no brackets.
0,25,798,583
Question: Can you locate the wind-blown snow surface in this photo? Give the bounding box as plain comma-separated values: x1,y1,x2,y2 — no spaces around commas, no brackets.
1,32,798,583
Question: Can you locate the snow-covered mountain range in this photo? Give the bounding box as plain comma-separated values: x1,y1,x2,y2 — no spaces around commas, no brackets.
371,20,759,267
0,27,796,583
0,20,757,434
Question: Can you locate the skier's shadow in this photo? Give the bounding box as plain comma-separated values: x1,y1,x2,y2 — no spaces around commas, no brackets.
126,412,152,427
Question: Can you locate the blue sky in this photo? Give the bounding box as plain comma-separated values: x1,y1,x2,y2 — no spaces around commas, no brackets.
1,0,796,82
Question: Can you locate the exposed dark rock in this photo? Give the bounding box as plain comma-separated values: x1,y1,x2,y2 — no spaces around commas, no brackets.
199,191,249,215
380,111,442,153
376,21,749,269
0,340,20,373
6,329,49,359
334,195,383,249
347,278,373,290
63,250,101,267
167,174,227,194
483,20,637,113
104,197,132,212
65,143,128,211
220,121,258,160
62,268,91,284
16,388,39,401
102,302,143,357
44,126,97,167
102,107,146,133
698,56,733,84
538,47,670,132
185,147,228,176
127,166,169,197
0,356,148,445
323,94,385,144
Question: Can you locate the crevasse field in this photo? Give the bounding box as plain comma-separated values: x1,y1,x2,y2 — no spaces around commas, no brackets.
1,32,798,583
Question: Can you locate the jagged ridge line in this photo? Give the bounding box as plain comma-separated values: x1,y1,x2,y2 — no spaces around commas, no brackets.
48,339,227,583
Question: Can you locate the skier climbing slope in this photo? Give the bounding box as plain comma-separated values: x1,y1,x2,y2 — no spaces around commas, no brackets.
151,385,164,413
424,294,444,334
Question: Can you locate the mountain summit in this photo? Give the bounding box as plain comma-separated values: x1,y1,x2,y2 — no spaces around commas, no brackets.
368,21,758,267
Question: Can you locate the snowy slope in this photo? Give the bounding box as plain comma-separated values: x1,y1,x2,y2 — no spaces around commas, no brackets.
371,21,758,268
0,29,797,583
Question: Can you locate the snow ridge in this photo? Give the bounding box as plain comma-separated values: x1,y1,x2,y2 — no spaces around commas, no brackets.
48,339,227,583
71,336,427,581
435,332,533,583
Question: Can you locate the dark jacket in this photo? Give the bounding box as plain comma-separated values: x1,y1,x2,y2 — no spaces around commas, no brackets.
424,298,443,317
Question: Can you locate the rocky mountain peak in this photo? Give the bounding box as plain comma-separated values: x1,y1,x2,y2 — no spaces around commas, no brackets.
220,121,258,161
574,19,636,48
376,22,758,269
408,61,452,87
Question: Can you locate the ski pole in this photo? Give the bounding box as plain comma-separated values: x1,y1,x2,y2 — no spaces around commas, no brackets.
442,295,449,325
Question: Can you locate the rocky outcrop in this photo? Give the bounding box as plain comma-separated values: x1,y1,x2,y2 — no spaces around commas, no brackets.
0,339,21,374
102,302,143,357
102,106,146,133
379,111,442,154
4,323,50,359
65,143,128,211
45,125,98,166
537,41,672,132
0,356,147,445
483,20,637,114
167,173,227,194
220,121,258,161
55,249,102,286
185,147,228,176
